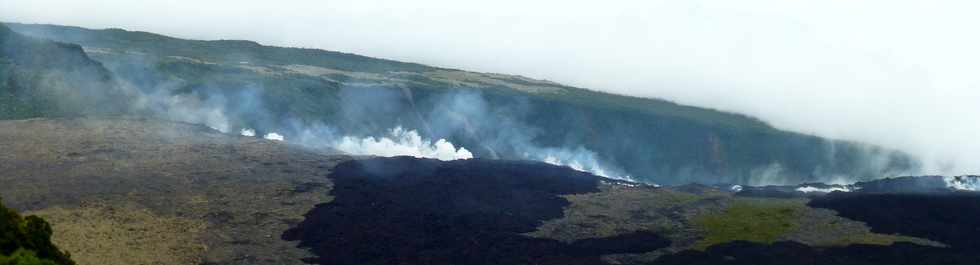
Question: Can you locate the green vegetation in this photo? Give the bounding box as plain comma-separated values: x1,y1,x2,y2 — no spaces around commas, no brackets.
692,199,805,250
0,198,75,265
0,249,58,265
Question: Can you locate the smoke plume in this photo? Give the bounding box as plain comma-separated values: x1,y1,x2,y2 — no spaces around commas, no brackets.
119,71,631,179
333,127,473,161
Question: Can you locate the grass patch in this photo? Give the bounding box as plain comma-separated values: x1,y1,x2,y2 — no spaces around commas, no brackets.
692,199,805,250
27,202,207,265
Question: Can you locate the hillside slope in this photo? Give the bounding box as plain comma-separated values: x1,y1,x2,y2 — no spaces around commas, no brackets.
4,22,918,185
0,24,131,119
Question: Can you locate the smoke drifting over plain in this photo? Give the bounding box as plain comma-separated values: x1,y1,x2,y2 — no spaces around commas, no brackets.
127,76,633,180
282,90,635,180
3,0,979,176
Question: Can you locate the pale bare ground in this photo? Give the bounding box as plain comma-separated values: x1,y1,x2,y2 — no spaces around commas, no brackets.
238,61,566,94
417,70,566,94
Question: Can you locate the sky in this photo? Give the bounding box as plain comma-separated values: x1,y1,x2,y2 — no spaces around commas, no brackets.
2,0,979,175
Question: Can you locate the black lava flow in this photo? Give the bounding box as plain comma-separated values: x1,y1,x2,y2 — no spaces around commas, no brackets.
711,176,980,265
662,191,980,265
650,240,980,265
282,157,670,265
809,192,980,251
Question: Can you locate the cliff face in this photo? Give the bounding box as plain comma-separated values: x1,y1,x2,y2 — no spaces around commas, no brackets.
0,23,130,119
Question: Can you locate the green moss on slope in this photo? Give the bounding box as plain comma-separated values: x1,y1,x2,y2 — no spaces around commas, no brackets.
691,199,804,250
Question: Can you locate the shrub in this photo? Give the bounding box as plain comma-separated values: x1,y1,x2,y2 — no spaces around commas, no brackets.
0,198,74,265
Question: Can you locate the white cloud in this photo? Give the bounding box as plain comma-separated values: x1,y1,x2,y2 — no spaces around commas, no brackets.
3,0,979,174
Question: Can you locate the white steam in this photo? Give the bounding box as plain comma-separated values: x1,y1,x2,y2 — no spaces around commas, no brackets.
532,148,636,182
944,176,980,191
263,132,284,141
747,163,788,186
244,124,473,161
152,92,231,133
334,127,473,161
795,185,854,193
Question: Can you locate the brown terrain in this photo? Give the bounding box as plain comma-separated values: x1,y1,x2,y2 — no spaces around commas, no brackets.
0,117,344,265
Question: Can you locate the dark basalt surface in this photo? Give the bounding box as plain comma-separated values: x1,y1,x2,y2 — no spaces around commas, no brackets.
651,241,980,265
659,176,980,264
809,192,980,250
282,157,670,265
852,176,951,193
735,185,807,198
